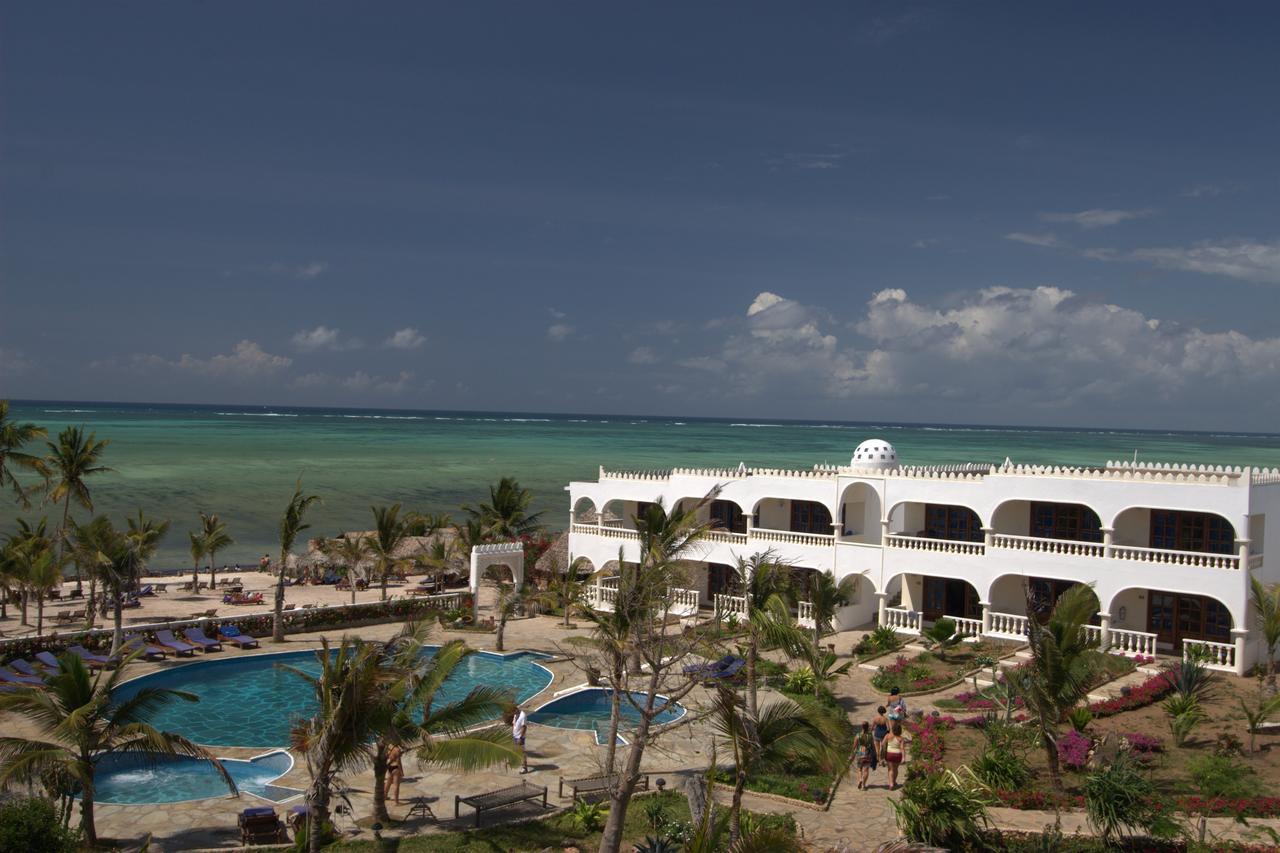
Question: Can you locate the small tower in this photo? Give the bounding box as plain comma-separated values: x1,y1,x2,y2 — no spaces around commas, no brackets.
851,439,898,470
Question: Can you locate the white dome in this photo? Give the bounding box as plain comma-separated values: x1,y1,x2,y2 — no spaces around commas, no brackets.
851,439,898,469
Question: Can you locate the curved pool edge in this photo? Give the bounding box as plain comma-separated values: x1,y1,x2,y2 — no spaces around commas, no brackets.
91,748,298,807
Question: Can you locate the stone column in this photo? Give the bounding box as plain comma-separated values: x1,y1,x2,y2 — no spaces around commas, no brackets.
1237,537,1252,571
1100,526,1114,558
1232,628,1249,676
880,518,890,545
877,592,887,626
982,526,994,548
980,602,992,637
1097,612,1112,652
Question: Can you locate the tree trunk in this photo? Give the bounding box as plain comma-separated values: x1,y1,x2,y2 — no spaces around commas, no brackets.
307,774,330,853
112,593,124,655
20,589,28,626
193,562,200,595
381,565,388,602
208,552,218,594
730,771,747,845
597,699,654,853
1043,734,1061,786
36,597,43,635
371,742,391,822
59,495,79,594
745,639,758,719
80,779,96,847
85,577,96,628
272,562,287,642
496,619,506,652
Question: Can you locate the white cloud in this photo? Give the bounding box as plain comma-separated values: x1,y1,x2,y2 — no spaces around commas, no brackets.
133,340,293,378
1004,232,1062,248
628,346,658,365
547,323,573,342
0,348,32,376
1115,239,1280,285
1039,208,1153,229
1181,184,1225,198
384,328,426,350
269,261,330,280
291,325,361,352
294,370,413,394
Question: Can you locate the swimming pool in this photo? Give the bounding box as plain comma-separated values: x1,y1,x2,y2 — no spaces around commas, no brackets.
111,648,552,747
93,750,300,805
529,688,686,743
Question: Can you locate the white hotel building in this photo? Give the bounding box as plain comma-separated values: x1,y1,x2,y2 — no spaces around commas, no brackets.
565,440,1280,676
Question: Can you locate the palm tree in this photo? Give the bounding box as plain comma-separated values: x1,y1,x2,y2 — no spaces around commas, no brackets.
75,514,169,653
452,517,488,620
4,517,53,625
1010,582,1100,784
188,529,207,594
200,512,234,593
463,477,544,539
490,575,526,652
709,683,833,844
538,555,590,628
26,548,63,635
43,426,113,593
920,616,968,663
0,400,47,507
366,504,410,601
804,570,857,656
0,653,232,846
274,480,322,643
731,552,808,717
1250,576,1280,686
320,535,368,605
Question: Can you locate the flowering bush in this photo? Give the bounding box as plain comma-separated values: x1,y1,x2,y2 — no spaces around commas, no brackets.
954,712,1027,728
1177,796,1280,818
871,655,950,693
1056,729,1092,770
947,689,1025,711
904,715,953,775
993,788,1084,810
1088,671,1176,717
1123,732,1164,753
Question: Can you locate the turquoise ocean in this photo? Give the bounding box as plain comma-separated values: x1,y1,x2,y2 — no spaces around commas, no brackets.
5,400,1280,569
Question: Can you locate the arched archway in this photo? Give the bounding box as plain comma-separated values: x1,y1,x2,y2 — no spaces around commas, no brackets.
752,497,835,536
991,499,1102,542
1109,586,1235,650
988,574,1100,623
839,482,881,544
572,497,598,525
1111,507,1236,555
886,500,984,542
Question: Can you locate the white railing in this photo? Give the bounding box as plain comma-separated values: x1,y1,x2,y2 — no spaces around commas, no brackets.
1182,638,1237,672
987,611,1030,639
885,534,985,556
882,607,921,635
1250,554,1264,570
715,594,747,620
951,616,983,639
1109,627,1157,657
588,584,618,612
797,600,815,629
667,587,699,617
991,533,1104,558
704,530,749,545
1110,544,1238,570
749,528,835,547
599,575,621,589
595,526,641,541
570,523,598,536
1081,624,1104,645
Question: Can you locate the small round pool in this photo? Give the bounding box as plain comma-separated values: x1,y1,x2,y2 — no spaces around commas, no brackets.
93,750,296,805
529,688,686,734
111,648,552,748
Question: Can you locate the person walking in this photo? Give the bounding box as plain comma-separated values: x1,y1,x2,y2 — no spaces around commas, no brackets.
887,687,908,723
881,721,907,791
511,704,529,773
385,743,405,805
853,721,876,790
871,705,890,774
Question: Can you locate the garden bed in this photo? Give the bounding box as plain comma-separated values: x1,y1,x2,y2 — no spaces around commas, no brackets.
869,640,1020,695
936,650,1144,711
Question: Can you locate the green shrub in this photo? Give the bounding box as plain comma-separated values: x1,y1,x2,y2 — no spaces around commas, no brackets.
1161,693,1204,746
1067,707,1094,733
568,799,606,832
783,665,817,695
890,770,991,849
969,745,1031,790
0,798,79,853
1186,754,1263,799
1083,754,1179,846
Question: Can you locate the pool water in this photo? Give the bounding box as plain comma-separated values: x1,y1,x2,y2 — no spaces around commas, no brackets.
111,648,552,747
529,688,686,736
93,750,298,804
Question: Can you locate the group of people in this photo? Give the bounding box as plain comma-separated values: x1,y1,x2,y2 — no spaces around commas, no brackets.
852,686,910,791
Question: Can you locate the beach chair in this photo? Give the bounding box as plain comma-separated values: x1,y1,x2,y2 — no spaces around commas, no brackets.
238,807,286,845
9,659,49,678
137,584,155,597
55,611,75,626
122,635,167,661
181,628,223,652
155,583,168,593
0,668,46,687
683,654,737,678
198,608,218,618
47,588,61,600
68,645,117,670
282,603,297,612
154,630,198,657
34,651,63,671
216,625,259,649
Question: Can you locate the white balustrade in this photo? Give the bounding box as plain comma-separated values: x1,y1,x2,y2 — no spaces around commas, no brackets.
749,528,835,547
596,526,640,541
882,607,921,635
986,611,1030,639
667,586,700,617
991,533,1104,558
1110,544,1238,570
715,594,748,620
599,575,621,588
1250,553,1264,570
1109,627,1157,657
797,600,816,629
885,534,985,556
588,584,618,612
950,616,983,638
704,530,749,545
1182,638,1237,672
1081,624,1104,645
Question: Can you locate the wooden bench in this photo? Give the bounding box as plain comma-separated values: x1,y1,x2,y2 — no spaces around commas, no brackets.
558,773,648,802
454,781,547,827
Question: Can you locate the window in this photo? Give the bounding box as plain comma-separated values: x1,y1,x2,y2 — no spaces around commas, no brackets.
709,500,746,534
1030,502,1102,542
924,504,983,542
790,501,833,534
1149,511,1234,554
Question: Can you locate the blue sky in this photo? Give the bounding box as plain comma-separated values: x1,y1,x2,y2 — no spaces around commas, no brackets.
2,2,1279,430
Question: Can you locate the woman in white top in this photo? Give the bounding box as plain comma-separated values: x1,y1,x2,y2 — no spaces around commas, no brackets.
511,705,529,773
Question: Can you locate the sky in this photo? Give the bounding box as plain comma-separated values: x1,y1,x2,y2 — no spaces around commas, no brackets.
2,2,1279,431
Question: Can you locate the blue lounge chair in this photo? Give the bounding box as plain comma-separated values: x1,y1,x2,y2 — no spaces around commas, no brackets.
68,645,117,670
122,635,167,661
712,657,746,679
137,584,155,596
182,627,223,652
154,630,198,657
217,625,259,649
0,668,45,686
34,651,62,671
9,659,49,678
683,654,736,678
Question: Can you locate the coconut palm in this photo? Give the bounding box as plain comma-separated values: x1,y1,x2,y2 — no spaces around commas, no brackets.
920,616,968,663
4,517,53,625
43,426,113,594
538,555,590,628
320,535,368,605
187,529,206,594
709,683,834,844
1009,582,1100,783
200,512,233,593
804,570,857,655
730,552,808,717
1250,576,1280,685
0,400,47,507
366,504,410,601
490,575,526,652
273,480,322,642
25,549,63,635
463,477,544,540
0,653,231,846
74,513,169,653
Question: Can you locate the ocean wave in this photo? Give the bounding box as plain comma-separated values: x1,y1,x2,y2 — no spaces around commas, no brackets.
214,412,298,417
43,408,96,413
503,418,552,423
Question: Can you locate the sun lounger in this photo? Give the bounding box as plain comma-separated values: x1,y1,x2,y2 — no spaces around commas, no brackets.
455,781,548,827
0,668,46,686
196,608,218,618
55,611,75,625
34,651,63,671
683,654,737,677
182,628,223,652
282,603,297,611
238,807,286,845
69,645,117,670
558,772,648,802
154,630,198,656
9,659,49,678
137,584,154,596
154,583,168,593
216,625,259,649
684,655,745,681
122,635,167,661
